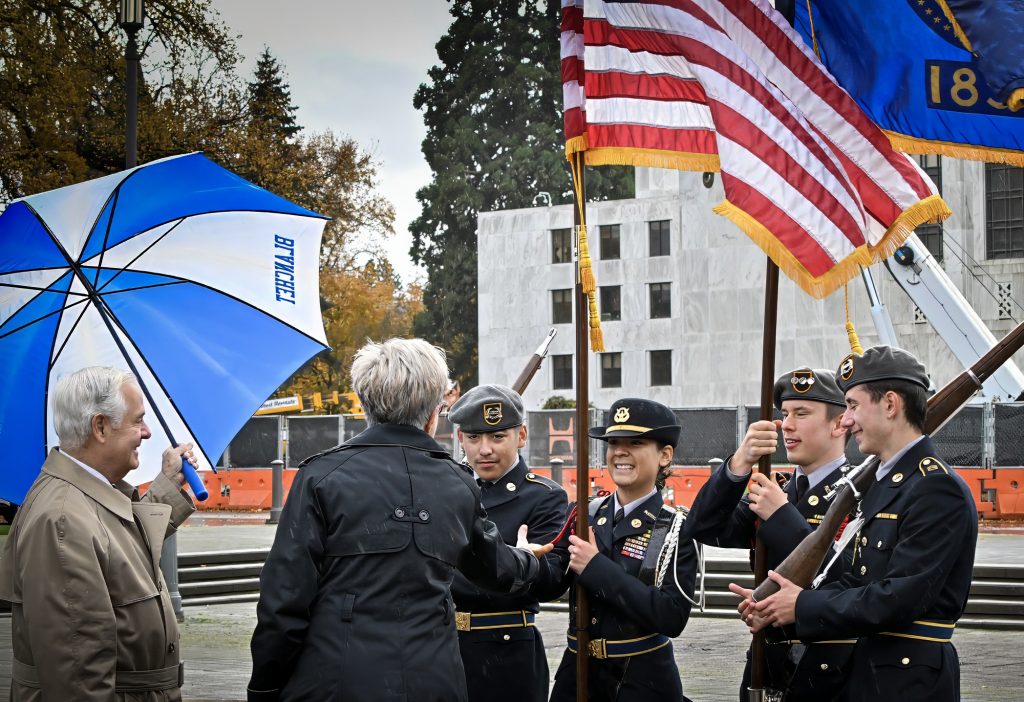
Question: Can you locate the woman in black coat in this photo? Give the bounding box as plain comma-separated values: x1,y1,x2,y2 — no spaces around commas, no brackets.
549,398,700,702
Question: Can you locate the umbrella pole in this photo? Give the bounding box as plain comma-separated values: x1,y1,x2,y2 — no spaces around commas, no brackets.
572,155,590,702
749,259,779,701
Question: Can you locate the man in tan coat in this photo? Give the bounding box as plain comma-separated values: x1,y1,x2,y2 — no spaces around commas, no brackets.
0,367,197,701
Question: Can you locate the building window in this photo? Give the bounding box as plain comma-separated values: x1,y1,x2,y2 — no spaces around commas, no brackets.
649,220,671,257
552,354,573,389
601,352,622,388
600,224,621,260
916,155,943,262
650,350,672,386
600,286,621,322
552,228,572,264
552,289,573,324
986,164,1024,260
649,282,671,319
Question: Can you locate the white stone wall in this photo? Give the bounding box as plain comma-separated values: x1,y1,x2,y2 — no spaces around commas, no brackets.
478,165,1024,410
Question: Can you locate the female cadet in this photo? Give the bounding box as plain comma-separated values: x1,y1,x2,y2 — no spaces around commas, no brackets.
548,398,701,702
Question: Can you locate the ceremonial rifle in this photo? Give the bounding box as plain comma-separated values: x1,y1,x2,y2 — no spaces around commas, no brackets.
750,318,1024,603
511,329,557,395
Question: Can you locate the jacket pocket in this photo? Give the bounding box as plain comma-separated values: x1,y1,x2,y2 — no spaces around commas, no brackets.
866,636,942,671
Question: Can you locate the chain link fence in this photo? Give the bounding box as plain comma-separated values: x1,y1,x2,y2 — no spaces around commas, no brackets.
217,402,1024,470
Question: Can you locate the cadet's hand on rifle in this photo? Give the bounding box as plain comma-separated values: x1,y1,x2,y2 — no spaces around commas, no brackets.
162,443,197,486
750,570,800,629
731,420,781,474
728,583,768,632
747,472,788,520
517,524,554,559
567,528,599,574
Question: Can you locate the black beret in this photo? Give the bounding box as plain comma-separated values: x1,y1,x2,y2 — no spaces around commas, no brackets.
773,368,846,409
836,345,930,393
448,384,525,432
589,398,681,448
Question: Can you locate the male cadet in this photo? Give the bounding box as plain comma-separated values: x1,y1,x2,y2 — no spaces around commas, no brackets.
686,368,853,701
734,346,978,702
447,384,568,702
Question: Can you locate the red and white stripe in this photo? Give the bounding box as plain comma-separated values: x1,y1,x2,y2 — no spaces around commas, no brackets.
561,0,944,295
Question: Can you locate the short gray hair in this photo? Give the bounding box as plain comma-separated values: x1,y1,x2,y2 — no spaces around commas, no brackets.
52,367,137,450
351,338,448,428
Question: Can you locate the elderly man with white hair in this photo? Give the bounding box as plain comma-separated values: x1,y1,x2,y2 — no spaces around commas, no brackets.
248,338,551,702
0,366,197,701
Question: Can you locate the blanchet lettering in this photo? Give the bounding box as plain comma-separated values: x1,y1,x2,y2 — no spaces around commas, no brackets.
273,235,297,304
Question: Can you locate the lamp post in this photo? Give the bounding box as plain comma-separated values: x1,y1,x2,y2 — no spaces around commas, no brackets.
119,0,144,168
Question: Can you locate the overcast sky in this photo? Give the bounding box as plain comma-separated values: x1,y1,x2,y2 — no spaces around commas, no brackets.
212,0,454,285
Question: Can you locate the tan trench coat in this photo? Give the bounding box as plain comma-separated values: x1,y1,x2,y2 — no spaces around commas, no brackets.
0,449,195,701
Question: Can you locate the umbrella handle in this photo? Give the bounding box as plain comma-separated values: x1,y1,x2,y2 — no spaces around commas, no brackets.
182,458,209,502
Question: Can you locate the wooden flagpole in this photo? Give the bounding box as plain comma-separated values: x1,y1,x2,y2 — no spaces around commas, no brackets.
572,153,591,702
748,11,788,702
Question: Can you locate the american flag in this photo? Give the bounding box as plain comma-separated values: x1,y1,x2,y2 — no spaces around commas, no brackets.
561,0,950,298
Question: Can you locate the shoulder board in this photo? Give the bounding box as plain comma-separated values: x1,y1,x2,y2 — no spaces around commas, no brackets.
917,456,950,477
524,472,561,490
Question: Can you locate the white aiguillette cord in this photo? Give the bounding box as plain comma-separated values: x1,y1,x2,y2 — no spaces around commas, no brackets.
812,510,865,590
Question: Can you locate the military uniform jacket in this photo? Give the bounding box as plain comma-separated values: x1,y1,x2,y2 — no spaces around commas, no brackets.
549,492,697,702
451,457,567,702
685,458,854,700
247,424,540,702
0,449,196,702
795,436,978,702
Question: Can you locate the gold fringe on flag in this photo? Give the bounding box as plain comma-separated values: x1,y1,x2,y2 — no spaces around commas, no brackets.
883,131,1024,167
712,200,873,299
569,151,605,352
844,284,864,355
869,194,952,263
584,147,720,173
565,134,590,158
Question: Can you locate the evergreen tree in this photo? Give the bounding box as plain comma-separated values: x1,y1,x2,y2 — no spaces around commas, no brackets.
247,48,301,140
411,0,632,386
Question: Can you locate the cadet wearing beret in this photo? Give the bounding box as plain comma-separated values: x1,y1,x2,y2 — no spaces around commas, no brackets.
548,398,698,702
734,346,978,702
686,368,854,701
448,384,568,702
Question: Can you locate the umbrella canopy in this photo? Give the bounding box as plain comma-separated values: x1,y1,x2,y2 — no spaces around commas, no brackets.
0,153,329,505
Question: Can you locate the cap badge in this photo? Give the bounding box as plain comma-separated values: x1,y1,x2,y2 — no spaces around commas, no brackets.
483,402,503,426
631,518,643,528
839,354,855,381
791,370,816,394
613,406,630,423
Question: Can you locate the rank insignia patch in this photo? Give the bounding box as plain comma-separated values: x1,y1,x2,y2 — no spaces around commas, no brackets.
483,402,502,426
839,354,855,381
791,370,816,393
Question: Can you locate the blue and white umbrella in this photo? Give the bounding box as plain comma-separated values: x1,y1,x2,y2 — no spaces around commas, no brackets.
0,153,329,505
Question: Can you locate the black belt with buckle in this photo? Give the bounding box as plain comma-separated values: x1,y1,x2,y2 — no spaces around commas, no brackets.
455,610,536,632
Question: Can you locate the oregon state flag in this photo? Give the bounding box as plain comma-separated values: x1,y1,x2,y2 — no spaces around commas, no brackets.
796,0,1024,166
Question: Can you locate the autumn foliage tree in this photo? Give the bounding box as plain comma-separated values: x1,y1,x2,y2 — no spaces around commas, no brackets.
0,1,416,404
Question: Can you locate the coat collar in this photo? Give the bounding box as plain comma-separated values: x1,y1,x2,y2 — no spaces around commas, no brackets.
479,456,529,509
42,449,133,522
612,491,663,542
861,436,940,518
346,423,449,454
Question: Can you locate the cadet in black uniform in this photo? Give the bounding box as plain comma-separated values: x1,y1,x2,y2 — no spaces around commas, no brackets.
549,398,699,702
686,368,855,700
447,384,568,702
735,346,979,702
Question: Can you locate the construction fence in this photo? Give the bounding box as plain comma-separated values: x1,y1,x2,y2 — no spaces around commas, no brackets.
219,403,1024,471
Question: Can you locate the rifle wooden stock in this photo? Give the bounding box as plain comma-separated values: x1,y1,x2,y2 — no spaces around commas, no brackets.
751,319,1024,602
511,329,557,395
